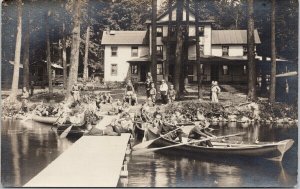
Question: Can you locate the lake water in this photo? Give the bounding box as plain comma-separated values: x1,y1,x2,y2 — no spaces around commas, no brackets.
1,119,298,187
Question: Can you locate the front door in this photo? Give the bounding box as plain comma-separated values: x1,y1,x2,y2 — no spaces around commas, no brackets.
211,64,219,82
140,64,147,82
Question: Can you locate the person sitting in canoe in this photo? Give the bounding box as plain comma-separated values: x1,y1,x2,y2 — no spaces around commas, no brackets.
84,119,121,136
188,120,214,147
141,102,151,122
106,92,113,103
95,96,102,111
157,119,183,143
118,113,134,134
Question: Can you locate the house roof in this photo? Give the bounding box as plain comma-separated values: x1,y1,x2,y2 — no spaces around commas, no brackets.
212,30,261,45
101,31,148,45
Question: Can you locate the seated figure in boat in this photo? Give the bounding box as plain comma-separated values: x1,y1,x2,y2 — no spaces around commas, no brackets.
106,92,113,103
153,113,164,128
188,121,214,147
157,118,183,143
140,102,151,122
84,119,121,136
95,96,102,110
117,113,134,134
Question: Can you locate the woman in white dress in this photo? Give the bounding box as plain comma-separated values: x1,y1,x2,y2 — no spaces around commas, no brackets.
211,81,221,103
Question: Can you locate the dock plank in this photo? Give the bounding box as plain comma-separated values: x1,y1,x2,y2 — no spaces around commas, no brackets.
24,134,130,187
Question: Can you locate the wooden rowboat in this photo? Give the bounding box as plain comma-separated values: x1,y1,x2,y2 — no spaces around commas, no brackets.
56,122,87,139
134,122,146,140
32,115,60,125
146,127,294,162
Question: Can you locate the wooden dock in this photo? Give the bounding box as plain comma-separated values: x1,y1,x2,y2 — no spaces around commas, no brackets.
24,116,130,187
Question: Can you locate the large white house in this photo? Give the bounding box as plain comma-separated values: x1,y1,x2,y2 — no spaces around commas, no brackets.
101,5,261,84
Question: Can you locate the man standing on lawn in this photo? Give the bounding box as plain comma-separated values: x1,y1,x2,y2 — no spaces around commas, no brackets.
159,79,168,104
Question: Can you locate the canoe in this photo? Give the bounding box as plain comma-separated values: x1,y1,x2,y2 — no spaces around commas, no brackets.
146,127,294,162
32,115,59,125
134,122,145,139
56,122,87,139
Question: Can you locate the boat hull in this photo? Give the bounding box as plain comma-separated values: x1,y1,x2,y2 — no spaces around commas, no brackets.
32,115,59,125
57,122,87,139
146,127,294,161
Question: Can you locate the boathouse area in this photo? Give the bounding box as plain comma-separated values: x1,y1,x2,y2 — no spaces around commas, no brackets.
24,115,131,187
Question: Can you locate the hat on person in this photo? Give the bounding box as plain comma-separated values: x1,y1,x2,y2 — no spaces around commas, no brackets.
161,79,165,82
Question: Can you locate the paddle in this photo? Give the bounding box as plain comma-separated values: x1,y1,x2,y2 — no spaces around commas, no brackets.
58,109,87,139
132,132,246,155
133,125,187,150
59,124,74,138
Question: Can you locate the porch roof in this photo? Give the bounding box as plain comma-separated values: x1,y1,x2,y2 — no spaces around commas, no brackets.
127,55,163,63
188,55,249,62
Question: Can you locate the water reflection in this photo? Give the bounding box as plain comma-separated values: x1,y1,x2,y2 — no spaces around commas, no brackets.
1,119,73,187
127,123,297,187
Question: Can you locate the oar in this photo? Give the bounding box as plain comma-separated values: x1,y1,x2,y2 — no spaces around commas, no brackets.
132,132,246,155
133,126,186,150
59,109,87,139
59,124,74,138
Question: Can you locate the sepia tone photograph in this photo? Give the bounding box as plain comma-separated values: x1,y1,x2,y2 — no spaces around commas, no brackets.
1,0,298,187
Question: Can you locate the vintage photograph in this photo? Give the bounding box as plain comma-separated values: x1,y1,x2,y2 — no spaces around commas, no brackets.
1,0,298,187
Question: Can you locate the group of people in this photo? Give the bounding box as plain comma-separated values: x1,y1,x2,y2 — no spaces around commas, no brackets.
136,103,215,147
95,92,113,110
145,72,177,106
83,112,134,136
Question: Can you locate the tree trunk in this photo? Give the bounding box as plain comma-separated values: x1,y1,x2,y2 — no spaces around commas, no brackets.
67,0,82,99
180,0,189,94
195,0,202,99
62,23,67,90
165,0,172,82
151,0,157,84
269,0,276,103
46,11,53,95
23,11,30,90
10,0,23,99
174,0,184,95
247,0,256,101
83,26,90,81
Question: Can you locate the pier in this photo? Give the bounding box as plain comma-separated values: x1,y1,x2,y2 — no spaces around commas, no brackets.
24,115,131,187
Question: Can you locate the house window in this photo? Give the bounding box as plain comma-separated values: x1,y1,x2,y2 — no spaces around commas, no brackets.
222,46,229,56
157,45,163,58
243,65,247,75
131,46,138,57
157,27,163,37
222,65,229,75
131,65,138,75
198,26,204,36
157,63,163,75
111,64,118,76
243,46,248,56
111,46,118,56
